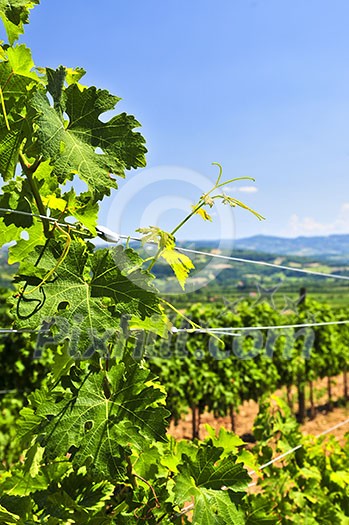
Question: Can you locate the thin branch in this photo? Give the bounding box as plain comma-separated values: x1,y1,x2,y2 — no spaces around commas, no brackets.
134,473,161,510
19,152,49,237
0,86,10,131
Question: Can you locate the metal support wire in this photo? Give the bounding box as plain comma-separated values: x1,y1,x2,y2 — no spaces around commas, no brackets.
0,329,49,335
172,319,349,334
177,246,349,282
176,416,349,517
1,208,349,282
247,416,349,485
0,207,77,231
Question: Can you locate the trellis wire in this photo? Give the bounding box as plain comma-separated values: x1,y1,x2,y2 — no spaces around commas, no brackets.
247,416,349,486
2,208,349,513
1,208,349,281
0,329,44,334
177,246,349,281
176,416,349,517
0,207,79,231
172,318,349,335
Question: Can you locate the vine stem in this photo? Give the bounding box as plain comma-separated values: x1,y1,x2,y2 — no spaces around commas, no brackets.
19,152,49,238
134,473,160,509
0,86,10,131
170,201,206,236
147,165,255,271
148,162,255,271
147,202,206,271
160,298,223,343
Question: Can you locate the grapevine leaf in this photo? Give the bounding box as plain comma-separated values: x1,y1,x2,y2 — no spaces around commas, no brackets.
205,426,245,454
46,65,66,112
64,187,99,233
245,495,279,525
0,178,33,227
51,345,75,382
8,220,46,264
0,219,21,248
15,241,162,355
29,83,146,201
178,446,249,492
138,227,195,288
128,310,171,338
174,445,249,524
0,126,24,179
4,44,39,81
91,245,161,319
192,205,212,222
0,0,39,45
41,193,66,212
161,246,194,290
193,490,245,525
0,44,39,179
138,226,173,250
0,505,20,524
0,178,35,249
221,195,265,221
20,360,169,480
65,66,86,86
330,470,349,488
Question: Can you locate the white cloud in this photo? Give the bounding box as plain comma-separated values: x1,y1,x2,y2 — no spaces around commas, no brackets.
287,202,349,237
238,186,258,193
224,185,258,194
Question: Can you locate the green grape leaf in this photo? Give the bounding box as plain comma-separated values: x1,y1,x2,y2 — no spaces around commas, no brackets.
65,66,86,86
330,470,349,488
0,126,23,180
192,205,213,222
221,195,265,221
138,226,173,250
161,245,194,290
178,446,250,492
0,177,35,248
91,245,161,318
0,219,21,248
63,188,99,234
174,445,249,524
29,83,146,201
15,241,162,356
205,425,245,454
192,490,245,525
0,505,20,524
0,45,39,179
138,226,195,289
128,309,171,338
20,360,169,480
3,44,39,82
0,0,39,45
245,495,279,525
8,220,46,264
46,65,66,112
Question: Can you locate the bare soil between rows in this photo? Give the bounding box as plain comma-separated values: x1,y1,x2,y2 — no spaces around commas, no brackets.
169,374,349,443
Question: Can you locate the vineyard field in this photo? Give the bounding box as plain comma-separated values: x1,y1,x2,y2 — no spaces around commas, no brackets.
0,2,349,524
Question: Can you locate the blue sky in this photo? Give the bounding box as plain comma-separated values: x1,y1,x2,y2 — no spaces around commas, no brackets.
5,0,349,239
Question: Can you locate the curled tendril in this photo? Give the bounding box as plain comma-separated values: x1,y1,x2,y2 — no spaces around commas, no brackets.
22,223,72,296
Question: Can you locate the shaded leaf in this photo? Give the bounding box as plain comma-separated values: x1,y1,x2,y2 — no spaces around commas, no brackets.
20,360,170,480
15,241,162,356
0,0,39,44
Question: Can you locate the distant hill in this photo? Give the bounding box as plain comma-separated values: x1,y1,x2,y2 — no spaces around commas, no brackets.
234,234,349,260
2,233,349,262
